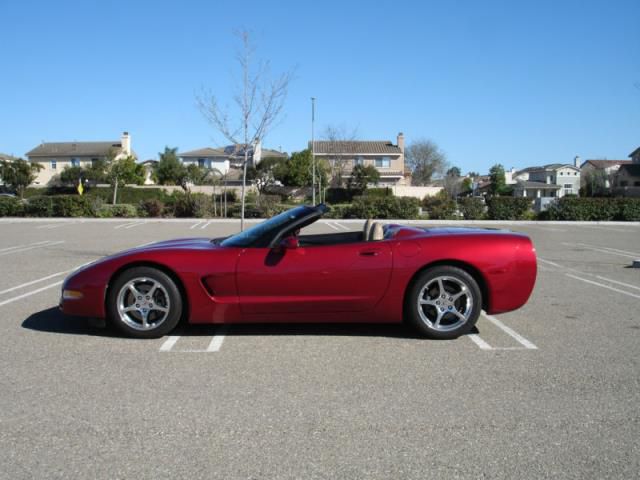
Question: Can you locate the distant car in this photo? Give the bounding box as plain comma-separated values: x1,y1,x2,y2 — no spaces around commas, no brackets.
60,204,537,339
0,193,16,198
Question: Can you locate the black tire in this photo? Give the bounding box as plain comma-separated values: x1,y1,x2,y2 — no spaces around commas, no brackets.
406,265,482,340
106,266,183,339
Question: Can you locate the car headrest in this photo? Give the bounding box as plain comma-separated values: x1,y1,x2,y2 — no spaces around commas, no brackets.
369,222,384,241
363,219,373,240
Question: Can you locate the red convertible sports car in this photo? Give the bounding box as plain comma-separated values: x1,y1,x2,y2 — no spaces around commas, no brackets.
60,204,537,339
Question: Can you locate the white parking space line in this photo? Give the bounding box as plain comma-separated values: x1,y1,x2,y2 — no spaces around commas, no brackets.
0,281,63,307
0,240,64,257
0,269,74,295
124,221,146,229
159,326,228,352
114,222,139,230
594,276,640,291
322,221,340,231
482,313,538,349
573,224,633,233
200,220,213,230
562,242,638,259
571,242,640,257
467,334,492,350
0,241,50,253
565,274,640,300
190,221,204,230
159,335,181,352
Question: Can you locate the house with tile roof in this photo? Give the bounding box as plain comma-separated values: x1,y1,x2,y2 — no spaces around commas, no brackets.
311,133,407,186
26,132,134,186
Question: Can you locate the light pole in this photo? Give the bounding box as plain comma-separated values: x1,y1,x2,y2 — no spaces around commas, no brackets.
311,97,316,205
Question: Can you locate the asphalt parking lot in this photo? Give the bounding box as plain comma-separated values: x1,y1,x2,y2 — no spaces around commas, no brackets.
0,218,639,479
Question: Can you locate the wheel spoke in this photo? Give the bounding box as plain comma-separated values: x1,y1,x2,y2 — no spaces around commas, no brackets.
452,287,467,301
122,305,138,313
437,278,445,296
147,282,159,298
419,298,437,306
452,310,467,322
434,309,444,327
152,306,168,313
128,284,144,299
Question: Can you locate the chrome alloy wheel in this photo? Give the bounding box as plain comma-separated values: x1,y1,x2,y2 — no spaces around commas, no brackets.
116,277,171,331
417,275,473,332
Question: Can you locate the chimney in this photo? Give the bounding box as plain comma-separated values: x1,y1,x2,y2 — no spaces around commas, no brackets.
397,132,405,153
121,131,131,155
574,155,580,168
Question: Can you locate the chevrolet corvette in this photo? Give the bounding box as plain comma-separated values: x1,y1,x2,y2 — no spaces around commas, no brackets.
60,204,537,339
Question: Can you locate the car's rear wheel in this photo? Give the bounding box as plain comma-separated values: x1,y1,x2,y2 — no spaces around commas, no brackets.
107,267,182,339
407,266,482,339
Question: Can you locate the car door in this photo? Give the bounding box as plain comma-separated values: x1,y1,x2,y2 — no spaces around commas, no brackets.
235,241,392,315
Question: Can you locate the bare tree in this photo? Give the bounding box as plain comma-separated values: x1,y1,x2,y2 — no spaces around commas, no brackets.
197,29,293,230
405,139,449,185
321,124,359,187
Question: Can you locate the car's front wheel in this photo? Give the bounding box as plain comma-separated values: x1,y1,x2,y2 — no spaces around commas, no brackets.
107,267,182,338
407,266,482,339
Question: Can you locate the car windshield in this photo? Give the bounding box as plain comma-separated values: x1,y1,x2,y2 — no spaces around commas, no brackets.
220,205,315,248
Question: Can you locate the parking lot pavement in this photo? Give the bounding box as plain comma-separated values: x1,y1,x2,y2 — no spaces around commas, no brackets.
1,218,639,479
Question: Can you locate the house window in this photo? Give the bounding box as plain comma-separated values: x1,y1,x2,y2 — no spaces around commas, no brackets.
198,158,206,168
50,159,57,170
375,157,390,168
563,183,573,195
354,156,364,166
620,181,628,187
635,181,640,187
559,171,563,176
91,158,99,167
71,158,80,168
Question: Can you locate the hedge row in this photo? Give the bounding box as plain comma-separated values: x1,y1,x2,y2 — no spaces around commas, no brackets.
486,197,533,220
545,197,640,221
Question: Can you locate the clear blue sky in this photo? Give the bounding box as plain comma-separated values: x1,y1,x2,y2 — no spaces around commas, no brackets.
1,0,638,174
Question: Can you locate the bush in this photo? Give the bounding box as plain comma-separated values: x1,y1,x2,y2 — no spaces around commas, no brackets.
347,196,420,219
98,204,138,218
0,196,24,216
49,195,95,217
25,196,54,216
138,199,164,217
423,192,457,219
546,197,640,221
256,194,282,217
486,197,531,220
364,187,393,198
325,187,353,204
458,197,485,220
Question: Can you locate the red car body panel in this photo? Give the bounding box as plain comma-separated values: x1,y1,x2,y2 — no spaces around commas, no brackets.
61,225,537,325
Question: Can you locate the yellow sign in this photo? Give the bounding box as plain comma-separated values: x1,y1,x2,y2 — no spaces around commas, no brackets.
77,179,84,196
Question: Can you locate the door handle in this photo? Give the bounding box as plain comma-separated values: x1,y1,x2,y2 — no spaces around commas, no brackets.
359,249,381,257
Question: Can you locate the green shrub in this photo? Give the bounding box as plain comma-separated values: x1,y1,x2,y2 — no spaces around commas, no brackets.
458,197,485,220
619,198,640,221
0,197,24,216
486,197,531,220
49,195,95,217
325,188,353,204
423,192,457,219
138,199,164,217
546,197,640,221
25,196,54,216
104,204,138,217
347,196,419,219
364,187,393,198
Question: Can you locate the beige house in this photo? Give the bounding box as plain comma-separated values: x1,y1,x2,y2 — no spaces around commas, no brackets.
312,133,407,187
26,132,134,186
179,147,231,175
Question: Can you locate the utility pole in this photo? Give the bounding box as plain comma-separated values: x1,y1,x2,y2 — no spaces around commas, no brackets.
311,97,316,205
